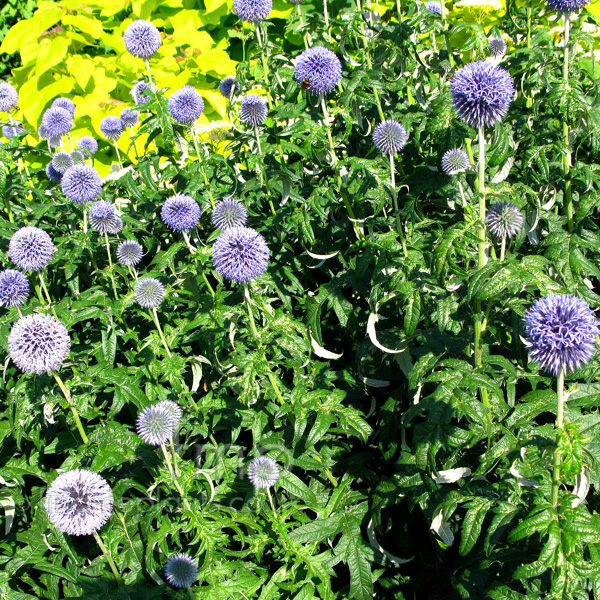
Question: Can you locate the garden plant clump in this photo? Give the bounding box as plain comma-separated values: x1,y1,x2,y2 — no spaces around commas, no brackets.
1,0,600,597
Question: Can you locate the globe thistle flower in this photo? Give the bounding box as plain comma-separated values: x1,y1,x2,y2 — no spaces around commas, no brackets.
0,82,18,112
240,94,268,127
168,86,204,125
524,294,599,376
212,226,269,283
45,469,113,536
52,151,74,174
544,0,589,12
487,201,523,238
373,120,408,155
212,198,248,230
441,148,471,175
161,194,201,233
157,400,182,430
9,226,55,272
51,97,75,116
71,150,86,164
78,136,98,156
120,108,139,128
61,163,102,204
42,107,73,138
106,216,124,234
247,456,280,489
46,162,63,183
451,61,514,129
0,269,29,308
8,313,70,375
425,1,442,13
488,37,507,58
38,124,50,139
219,76,239,99
234,0,272,23
2,123,24,138
117,240,143,266
135,277,165,308
89,201,119,234
123,19,162,59
100,116,124,141
131,81,152,105
294,46,342,95
165,554,199,589
136,402,177,445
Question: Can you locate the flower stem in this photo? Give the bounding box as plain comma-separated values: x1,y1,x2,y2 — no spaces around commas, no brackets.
113,140,122,169
551,368,565,508
255,24,274,110
396,0,402,23
92,531,123,584
39,272,58,318
390,154,408,258
190,126,215,208
150,307,172,358
477,126,486,271
500,236,507,262
254,125,276,216
130,128,140,161
183,232,215,297
161,443,192,512
563,14,573,233
104,233,119,300
145,58,156,92
323,0,332,44
297,3,312,48
440,1,455,69
53,372,89,444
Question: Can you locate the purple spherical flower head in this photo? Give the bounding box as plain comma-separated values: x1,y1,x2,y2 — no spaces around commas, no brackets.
51,97,75,116
488,37,507,58
137,403,178,445
219,76,239,99
161,193,201,233
441,148,471,175
212,198,248,230
451,61,514,129
61,163,102,204
295,46,342,95
545,0,589,12
0,82,18,112
234,0,272,23
38,124,50,140
425,1,442,13
45,469,113,536
213,226,269,283
168,86,204,125
9,226,55,272
100,116,124,141
42,107,73,138
525,294,599,376
0,269,29,308
487,201,523,238
165,554,199,589
52,151,74,174
123,19,162,59
9,313,70,375
131,81,152,105
247,456,280,489
373,120,408,155
78,136,98,156
48,136,62,149
240,94,268,127
117,240,143,266
135,277,165,308
89,201,119,234
71,150,85,164
3,123,24,138
46,162,63,183
121,108,139,128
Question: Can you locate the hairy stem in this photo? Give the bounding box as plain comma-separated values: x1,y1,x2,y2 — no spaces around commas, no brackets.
53,372,89,444
551,368,565,508
104,233,119,300
150,307,172,358
563,14,573,232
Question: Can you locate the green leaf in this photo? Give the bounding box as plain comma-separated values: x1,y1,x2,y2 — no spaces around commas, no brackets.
459,497,493,555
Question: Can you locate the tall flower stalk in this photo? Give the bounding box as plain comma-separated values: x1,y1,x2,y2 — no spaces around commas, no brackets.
563,13,573,231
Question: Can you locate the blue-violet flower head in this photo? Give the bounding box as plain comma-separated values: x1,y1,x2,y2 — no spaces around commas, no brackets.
294,46,342,95
42,107,73,138
373,120,408,154
240,94,268,127
161,193,201,232
425,1,442,13
120,108,139,128
89,201,119,234
123,19,162,58
0,269,29,308
0,82,18,112
117,240,143,266
212,226,269,283
131,81,152,105
78,136,98,156
488,37,507,58
219,76,239,99
234,0,272,23
487,201,523,238
100,116,124,141
544,0,589,13
136,403,178,445
168,86,204,124
9,226,55,272
441,148,471,175
212,198,248,230
52,151,74,174
46,162,63,183
135,277,165,308
165,554,199,588
61,163,102,204
51,97,75,116
247,456,280,489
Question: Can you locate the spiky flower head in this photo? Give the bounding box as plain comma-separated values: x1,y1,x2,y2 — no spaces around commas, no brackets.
165,554,199,588
38,124,50,139
425,1,442,13
123,19,162,58
212,198,248,230
544,0,589,13
0,82,18,112
157,400,182,430
219,76,239,99
51,97,75,116
49,136,62,149
524,294,599,376
107,216,123,234
89,201,119,234
42,107,73,138
451,61,514,129
240,94,268,127
136,402,178,445
234,0,272,22
487,201,523,238
71,150,85,164
488,37,507,58
45,470,113,536
120,108,139,128
247,456,280,489
135,277,165,308
8,313,70,374
3,123,24,138
100,116,124,141
117,240,143,266
131,81,152,105
161,194,201,233
61,163,102,204
294,46,342,95
9,226,55,272
441,148,471,175
46,162,63,183
168,86,204,125
78,136,98,156
213,226,269,283
52,151,74,174
0,269,29,308
373,120,408,155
